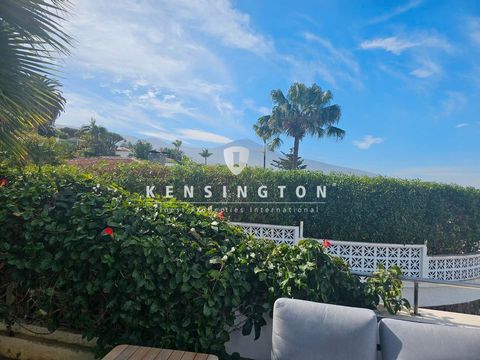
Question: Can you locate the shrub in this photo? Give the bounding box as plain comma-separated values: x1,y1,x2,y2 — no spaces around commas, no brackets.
0,165,385,358
84,162,480,255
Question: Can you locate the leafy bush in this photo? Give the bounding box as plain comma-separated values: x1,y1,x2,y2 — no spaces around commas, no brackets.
367,264,410,314
0,165,389,358
84,162,480,255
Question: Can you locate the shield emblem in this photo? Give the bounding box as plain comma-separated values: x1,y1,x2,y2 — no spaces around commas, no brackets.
223,146,249,175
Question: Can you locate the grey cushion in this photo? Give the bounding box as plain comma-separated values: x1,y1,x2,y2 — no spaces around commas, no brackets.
271,298,378,360
380,318,480,360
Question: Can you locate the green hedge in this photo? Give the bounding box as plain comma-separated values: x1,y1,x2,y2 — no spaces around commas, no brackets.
0,165,382,358
85,161,480,255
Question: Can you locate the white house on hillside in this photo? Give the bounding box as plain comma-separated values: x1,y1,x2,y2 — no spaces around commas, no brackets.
115,147,132,158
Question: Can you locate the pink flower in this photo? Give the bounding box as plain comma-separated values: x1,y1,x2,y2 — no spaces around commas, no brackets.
218,210,225,221
103,227,114,236
322,239,332,248
0,178,8,187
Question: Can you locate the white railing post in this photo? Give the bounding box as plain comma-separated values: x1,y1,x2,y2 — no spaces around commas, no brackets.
422,241,429,278
299,221,304,239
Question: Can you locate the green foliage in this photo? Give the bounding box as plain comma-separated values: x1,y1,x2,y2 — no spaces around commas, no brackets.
79,119,124,157
56,127,81,139
271,150,307,170
23,134,62,169
85,162,480,255
160,146,187,163
0,164,386,357
367,264,410,314
132,140,152,160
2,133,74,169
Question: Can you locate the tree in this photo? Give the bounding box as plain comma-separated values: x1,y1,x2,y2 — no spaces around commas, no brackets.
79,119,124,157
22,133,64,171
172,139,182,151
132,140,152,160
271,150,307,170
199,148,212,165
253,116,272,169
254,83,345,169
0,0,71,159
160,147,184,163
160,139,184,163
57,127,81,139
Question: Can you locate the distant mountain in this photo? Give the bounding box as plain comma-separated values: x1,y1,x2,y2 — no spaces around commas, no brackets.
143,137,374,176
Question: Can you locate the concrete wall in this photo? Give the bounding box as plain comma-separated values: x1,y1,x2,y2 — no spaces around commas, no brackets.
0,324,94,360
226,316,273,360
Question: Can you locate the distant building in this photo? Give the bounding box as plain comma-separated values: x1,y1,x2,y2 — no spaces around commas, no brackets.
148,150,166,164
115,147,132,158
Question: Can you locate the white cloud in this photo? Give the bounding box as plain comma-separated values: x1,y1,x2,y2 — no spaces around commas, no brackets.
62,0,271,134
441,91,467,117
360,34,452,55
353,135,385,149
360,37,416,55
368,0,423,24
303,33,360,74
177,129,232,143
139,130,181,143
467,17,480,45
139,128,232,144
135,92,197,119
58,92,168,133
172,0,273,55
243,99,271,115
410,58,441,78
455,123,470,128
294,33,363,89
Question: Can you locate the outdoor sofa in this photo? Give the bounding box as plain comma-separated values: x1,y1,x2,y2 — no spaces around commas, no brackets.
271,298,480,360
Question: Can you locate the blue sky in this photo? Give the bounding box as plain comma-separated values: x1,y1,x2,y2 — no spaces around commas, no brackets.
58,0,480,187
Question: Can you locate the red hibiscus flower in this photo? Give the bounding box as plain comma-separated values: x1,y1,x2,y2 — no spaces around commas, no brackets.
103,227,114,236
0,178,8,187
322,239,332,248
218,210,225,221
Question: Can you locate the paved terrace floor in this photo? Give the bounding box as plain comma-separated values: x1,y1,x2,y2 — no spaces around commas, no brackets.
380,307,480,328
402,279,480,307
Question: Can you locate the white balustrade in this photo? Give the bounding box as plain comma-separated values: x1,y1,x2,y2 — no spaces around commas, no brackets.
326,240,427,278
234,221,480,281
428,253,480,281
230,222,300,245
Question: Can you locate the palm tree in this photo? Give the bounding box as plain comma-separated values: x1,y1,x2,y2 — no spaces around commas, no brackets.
199,148,212,165
0,0,72,159
172,139,182,151
253,116,271,169
254,83,345,169
80,119,123,156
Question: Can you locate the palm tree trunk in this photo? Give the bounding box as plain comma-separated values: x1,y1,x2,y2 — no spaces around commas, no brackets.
204,157,207,165
263,141,266,168
293,136,300,169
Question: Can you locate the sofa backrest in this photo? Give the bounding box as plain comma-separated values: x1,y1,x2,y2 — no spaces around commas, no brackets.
271,298,378,360
379,318,480,360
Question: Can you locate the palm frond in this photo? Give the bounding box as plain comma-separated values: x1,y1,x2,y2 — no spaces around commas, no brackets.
0,0,71,159
326,126,346,140
268,137,282,151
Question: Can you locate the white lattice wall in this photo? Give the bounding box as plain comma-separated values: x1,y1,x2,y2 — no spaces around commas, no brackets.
234,222,480,281
230,222,300,245
325,240,427,278
428,253,480,280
